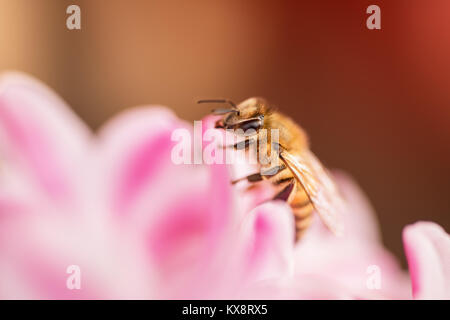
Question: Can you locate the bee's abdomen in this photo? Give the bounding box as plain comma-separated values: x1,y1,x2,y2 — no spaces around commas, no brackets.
289,184,314,241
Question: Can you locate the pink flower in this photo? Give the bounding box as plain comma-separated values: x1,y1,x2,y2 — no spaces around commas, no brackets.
0,72,449,299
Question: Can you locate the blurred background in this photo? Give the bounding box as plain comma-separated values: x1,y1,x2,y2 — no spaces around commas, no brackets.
0,0,449,266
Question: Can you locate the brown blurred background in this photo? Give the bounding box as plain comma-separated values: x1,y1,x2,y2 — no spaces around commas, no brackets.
1,0,449,266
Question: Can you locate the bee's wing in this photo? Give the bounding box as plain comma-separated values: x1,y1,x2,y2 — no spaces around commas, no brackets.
280,150,345,236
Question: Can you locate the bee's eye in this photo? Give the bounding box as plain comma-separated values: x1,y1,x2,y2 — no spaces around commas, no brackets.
239,119,262,131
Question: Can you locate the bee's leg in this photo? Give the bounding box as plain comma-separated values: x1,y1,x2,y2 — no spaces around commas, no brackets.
231,164,286,185
231,172,263,185
260,164,286,176
215,119,225,128
224,137,256,150
234,138,254,150
272,178,295,202
266,165,292,185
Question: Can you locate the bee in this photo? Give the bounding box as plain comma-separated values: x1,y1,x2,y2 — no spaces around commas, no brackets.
199,97,345,241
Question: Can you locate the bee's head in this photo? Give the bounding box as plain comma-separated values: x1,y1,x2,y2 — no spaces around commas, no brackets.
199,98,270,132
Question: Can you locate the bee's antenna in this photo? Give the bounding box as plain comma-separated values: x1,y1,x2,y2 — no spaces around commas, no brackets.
197,99,237,109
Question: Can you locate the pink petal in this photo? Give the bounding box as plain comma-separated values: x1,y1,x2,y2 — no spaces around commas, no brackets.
0,213,154,299
294,171,410,299
403,221,450,299
0,72,91,205
143,163,236,298
240,201,295,282
97,109,239,298
96,107,195,215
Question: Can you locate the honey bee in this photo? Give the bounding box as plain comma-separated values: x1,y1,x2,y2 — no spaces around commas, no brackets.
199,97,345,241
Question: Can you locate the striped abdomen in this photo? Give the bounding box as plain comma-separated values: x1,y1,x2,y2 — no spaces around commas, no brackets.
289,182,314,241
